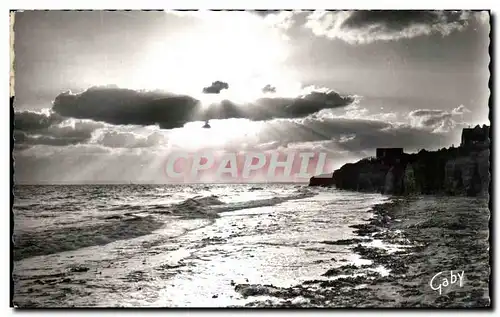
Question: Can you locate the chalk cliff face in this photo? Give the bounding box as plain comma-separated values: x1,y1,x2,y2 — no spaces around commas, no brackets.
444,149,490,197
403,163,419,194
477,149,491,196
383,165,406,195
310,147,490,197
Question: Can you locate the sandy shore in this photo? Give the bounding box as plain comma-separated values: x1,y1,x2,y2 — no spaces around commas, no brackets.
232,195,490,308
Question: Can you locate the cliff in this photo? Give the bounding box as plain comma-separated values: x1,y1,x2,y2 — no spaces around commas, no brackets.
310,146,490,197
309,173,334,186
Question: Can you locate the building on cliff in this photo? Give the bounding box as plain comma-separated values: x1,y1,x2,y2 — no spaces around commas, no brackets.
376,148,404,164
461,125,490,147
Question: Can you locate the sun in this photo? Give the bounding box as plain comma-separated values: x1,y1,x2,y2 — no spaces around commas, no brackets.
131,11,300,102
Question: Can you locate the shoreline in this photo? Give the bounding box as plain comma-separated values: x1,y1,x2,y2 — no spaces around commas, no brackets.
233,195,490,308
13,189,490,308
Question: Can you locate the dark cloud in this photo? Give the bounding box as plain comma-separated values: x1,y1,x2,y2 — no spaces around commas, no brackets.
305,10,487,44
342,11,446,30
14,130,89,147
52,86,201,130
13,112,105,146
14,110,64,131
199,91,354,121
202,81,229,94
262,84,277,94
13,115,167,149
51,86,355,129
14,86,355,149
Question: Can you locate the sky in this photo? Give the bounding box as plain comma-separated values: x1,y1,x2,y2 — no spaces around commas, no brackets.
13,10,491,184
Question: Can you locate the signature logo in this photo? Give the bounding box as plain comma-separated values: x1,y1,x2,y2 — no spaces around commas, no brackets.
430,270,464,295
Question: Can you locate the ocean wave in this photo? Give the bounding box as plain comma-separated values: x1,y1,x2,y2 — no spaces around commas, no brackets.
151,188,317,218
13,185,317,261
13,215,165,261
248,186,264,191
171,195,226,218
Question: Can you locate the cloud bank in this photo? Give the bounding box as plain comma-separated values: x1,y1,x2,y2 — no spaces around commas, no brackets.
50,85,355,129
304,10,488,44
14,110,64,131
14,101,468,183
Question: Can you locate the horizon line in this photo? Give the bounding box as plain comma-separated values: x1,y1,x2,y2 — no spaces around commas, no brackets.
13,181,310,186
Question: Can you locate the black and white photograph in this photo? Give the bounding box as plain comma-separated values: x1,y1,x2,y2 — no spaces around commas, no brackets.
10,8,491,308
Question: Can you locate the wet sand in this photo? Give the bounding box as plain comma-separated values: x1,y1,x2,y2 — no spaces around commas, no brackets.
13,191,387,307
233,195,490,308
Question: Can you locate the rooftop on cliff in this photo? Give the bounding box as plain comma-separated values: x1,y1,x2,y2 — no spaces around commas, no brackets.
461,124,490,147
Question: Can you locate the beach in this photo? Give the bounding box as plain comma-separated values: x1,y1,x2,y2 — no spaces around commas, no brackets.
234,195,491,308
12,184,385,307
12,185,490,307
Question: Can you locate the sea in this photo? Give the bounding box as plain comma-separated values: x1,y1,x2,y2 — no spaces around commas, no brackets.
12,184,390,307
